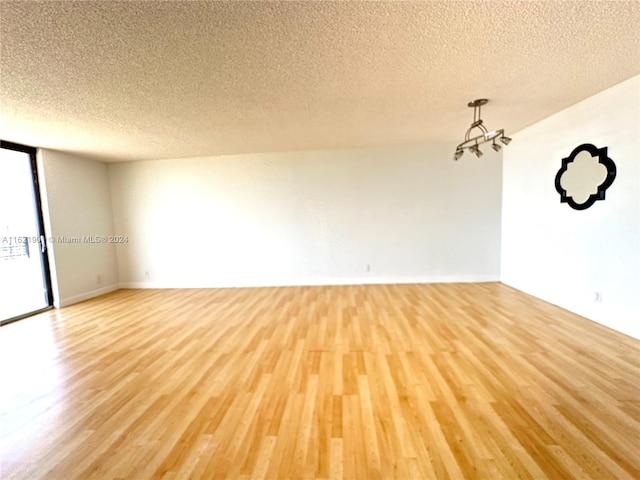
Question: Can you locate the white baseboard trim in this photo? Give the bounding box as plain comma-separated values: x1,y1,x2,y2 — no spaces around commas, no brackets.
57,284,119,307
500,279,640,341
118,275,500,290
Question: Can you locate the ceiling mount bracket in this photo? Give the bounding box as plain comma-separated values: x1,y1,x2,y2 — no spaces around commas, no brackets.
467,99,488,108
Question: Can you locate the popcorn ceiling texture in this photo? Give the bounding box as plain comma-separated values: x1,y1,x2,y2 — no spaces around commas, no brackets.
1,1,639,162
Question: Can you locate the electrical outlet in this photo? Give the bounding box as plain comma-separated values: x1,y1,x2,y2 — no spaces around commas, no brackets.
96,274,102,285
594,291,602,303
366,264,371,273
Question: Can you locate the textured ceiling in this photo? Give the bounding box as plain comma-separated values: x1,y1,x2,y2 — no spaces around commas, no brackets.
1,1,639,162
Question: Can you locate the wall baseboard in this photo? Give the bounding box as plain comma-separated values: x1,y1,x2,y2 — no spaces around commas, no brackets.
54,276,499,307
500,279,639,341
57,284,119,307
118,275,500,290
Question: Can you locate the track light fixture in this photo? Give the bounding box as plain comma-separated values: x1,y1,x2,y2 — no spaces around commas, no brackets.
453,99,511,161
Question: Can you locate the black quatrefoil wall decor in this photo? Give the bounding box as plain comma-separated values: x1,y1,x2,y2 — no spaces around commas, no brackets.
554,143,616,210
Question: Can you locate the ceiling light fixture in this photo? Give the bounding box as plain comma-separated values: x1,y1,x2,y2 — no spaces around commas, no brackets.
453,99,511,161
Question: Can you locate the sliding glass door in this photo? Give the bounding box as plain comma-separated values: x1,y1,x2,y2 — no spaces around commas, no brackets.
0,141,53,324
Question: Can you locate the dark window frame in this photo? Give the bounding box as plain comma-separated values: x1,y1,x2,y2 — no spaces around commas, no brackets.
0,140,54,325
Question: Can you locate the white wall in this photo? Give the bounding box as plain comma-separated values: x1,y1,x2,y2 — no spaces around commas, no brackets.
502,75,640,339
38,149,119,306
109,144,502,288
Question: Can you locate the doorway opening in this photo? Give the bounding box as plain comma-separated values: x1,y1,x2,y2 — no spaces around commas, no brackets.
0,141,54,325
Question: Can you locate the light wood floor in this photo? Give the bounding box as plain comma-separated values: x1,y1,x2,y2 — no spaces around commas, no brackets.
1,283,639,479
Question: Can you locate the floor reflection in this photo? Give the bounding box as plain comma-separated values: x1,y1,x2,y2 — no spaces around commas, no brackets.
0,311,63,437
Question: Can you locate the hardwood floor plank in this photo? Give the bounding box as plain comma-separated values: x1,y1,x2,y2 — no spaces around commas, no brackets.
1,283,639,479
